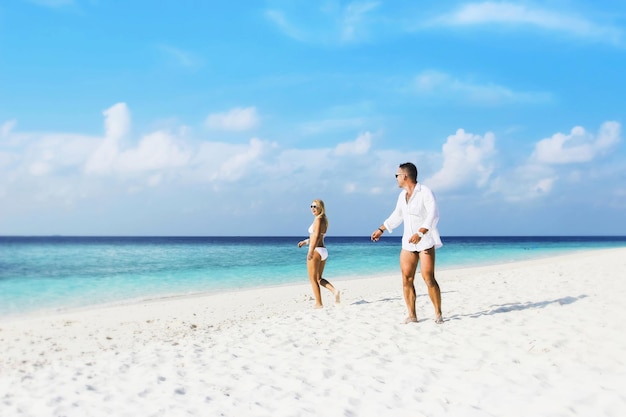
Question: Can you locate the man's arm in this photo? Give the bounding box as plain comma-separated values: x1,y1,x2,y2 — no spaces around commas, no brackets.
420,187,439,232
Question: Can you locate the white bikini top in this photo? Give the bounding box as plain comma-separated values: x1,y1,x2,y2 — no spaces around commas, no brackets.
309,222,326,236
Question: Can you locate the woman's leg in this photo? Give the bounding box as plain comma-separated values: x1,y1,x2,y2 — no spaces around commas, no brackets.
318,260,340,303
307,253,323,308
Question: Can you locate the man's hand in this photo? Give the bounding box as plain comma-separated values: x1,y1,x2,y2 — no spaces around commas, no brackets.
408,233,422,244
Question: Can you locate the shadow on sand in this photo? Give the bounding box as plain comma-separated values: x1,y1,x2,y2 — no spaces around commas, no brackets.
351,296,404,306
446,294,588,321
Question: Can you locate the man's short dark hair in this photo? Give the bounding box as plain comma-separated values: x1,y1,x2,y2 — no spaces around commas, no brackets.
399,162,418,182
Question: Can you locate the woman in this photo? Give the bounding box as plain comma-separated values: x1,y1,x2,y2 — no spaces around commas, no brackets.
298,199,341,308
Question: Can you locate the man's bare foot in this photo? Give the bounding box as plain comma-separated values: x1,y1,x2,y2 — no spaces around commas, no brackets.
435,315,444,324
404,316,418,324
334,290,341,304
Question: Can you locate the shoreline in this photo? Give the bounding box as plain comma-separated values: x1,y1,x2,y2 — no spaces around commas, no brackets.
3,237,626,319
1,247,625,416
1,245,620,322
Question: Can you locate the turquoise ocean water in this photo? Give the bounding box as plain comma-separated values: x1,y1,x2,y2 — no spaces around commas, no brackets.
1,236,625,318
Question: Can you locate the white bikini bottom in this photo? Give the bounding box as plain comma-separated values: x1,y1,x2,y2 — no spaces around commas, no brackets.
315,247,328,261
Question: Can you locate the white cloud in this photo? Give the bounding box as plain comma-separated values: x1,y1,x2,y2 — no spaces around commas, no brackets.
533,177,556,195
84,103,131,174
0,151,14,171
104,103,131,140
531,121,621,164
414,70,550,104
190,137,278,184
17,133,97,177
84,136,118,175
2,103,624,235
334,131,372,156
0,104,277,213
116,131,191,173
85,104,192,177
487,121,622,202
488,167,559,202
214,137,266,180
426,128,496,191
2,120,17,138
431,2,622,44
205,107,259,131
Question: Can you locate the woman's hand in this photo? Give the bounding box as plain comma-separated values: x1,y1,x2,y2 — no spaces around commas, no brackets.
298,239,309,248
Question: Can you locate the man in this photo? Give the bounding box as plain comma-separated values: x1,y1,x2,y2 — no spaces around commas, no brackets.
371,162,443,324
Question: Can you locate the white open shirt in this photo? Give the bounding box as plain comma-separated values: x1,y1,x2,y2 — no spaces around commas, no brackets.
383,183,443,252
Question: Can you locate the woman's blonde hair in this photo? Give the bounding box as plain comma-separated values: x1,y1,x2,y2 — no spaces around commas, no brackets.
311,199,326,218
312,199,328,231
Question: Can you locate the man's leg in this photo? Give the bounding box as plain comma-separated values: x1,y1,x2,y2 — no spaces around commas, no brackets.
418,247,442,322
399,249,419,322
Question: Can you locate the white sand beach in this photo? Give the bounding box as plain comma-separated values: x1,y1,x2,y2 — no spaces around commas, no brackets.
1,247,625,417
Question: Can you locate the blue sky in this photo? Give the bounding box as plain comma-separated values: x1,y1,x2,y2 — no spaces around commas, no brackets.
1,0,625,236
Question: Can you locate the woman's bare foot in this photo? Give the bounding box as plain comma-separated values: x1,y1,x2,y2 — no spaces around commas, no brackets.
313,304,323,309
334,290,341,304
435,315,444,324
404,316,418,324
